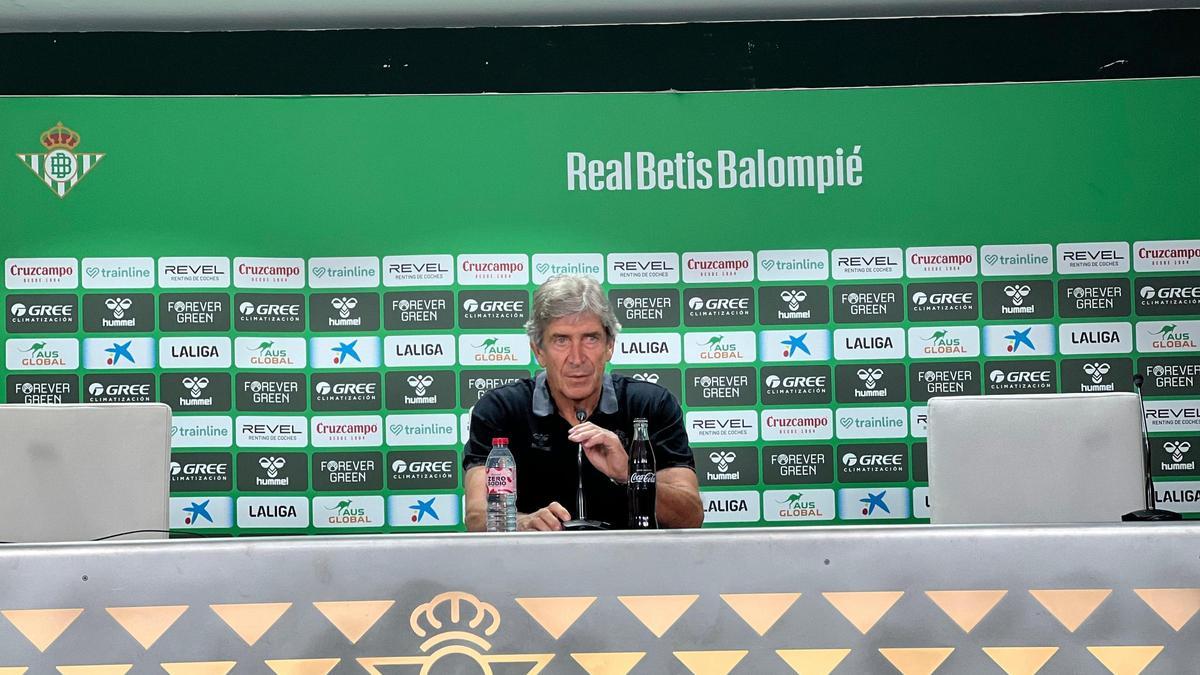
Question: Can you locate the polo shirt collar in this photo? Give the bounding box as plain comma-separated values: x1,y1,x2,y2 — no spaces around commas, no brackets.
532,371,619,417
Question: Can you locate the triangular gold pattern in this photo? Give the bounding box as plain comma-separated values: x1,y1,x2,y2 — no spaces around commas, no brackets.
570,652,646,675
263,659,340,675
312,601,394,643
516,597,597,639
1086,646,1164,675
822,592,904,634
877,648,954,675
1028,590,1111,632
2,608,84,652
106,606,188,649
159,663,237,675
924,591,1007,633
720,593,801,636
0,669,29,675
776,648,851,674
56,667,132,675
617,595,699,638
674,650,748,675
1133,588,1200,631
981,647,1059,675
209,603,291,645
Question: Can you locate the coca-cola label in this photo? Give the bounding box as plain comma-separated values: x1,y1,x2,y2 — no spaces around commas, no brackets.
629,472,656,485
486,466,515,495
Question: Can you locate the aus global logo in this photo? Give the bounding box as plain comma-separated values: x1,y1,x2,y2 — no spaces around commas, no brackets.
17,122,104,198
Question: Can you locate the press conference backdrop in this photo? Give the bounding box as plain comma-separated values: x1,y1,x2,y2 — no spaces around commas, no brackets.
1,77,1198,536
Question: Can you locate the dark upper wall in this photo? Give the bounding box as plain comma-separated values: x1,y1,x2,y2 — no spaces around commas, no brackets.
0,10,1197,95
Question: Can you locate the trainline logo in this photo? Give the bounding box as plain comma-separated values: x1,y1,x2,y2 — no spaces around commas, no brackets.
81,257,154,289
308,256,380,288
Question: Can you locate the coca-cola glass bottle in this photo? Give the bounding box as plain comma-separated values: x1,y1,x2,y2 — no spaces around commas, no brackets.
627,418,658,529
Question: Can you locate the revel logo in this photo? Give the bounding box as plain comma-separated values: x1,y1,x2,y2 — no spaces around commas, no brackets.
1057,241,1130,274
158,256,231,288
383,254,454,287
831,247,903,280
607,252,679,285
236,416,309,447
685,410,758,443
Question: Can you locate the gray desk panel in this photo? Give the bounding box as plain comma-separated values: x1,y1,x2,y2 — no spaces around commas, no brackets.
0,525,1197,673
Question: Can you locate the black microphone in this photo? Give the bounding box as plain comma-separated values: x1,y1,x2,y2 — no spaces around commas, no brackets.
1122,373,1182,521
574,408,587,519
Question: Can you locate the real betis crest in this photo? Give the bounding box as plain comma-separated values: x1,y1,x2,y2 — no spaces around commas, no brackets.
17,121,104,198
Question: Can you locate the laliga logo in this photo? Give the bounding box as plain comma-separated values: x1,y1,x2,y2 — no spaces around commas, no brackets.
1005,285,1031,306
16,122,105,199
105,297,132,319
407,375,434,396
780,290,807,312
331,296,358,318
709,451,737,472
181,376,209,397
357,591,554,674
1083,362,1111,384
1165,441,1191,463
259,456,286,478
857,368,884,389
632,372,660,384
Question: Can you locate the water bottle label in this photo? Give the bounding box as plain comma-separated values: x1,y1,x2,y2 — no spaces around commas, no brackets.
486,467,515,495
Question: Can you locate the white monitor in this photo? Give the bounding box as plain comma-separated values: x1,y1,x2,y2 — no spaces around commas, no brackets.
0,403,171,543
927,393,1145,524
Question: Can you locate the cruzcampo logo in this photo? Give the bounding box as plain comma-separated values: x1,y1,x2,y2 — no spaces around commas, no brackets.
17,122,105,198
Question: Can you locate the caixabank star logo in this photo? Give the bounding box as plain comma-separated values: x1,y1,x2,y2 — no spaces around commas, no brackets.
16,122,104,198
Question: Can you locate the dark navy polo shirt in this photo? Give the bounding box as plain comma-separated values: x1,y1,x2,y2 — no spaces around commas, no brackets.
464,371,695,529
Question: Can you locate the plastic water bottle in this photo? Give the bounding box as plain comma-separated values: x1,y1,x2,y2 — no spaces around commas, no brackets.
485,437,517,532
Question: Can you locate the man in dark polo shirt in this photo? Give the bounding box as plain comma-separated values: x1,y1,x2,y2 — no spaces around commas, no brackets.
464,275,702,531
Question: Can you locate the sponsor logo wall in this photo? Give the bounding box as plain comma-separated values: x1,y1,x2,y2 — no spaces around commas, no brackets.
6,243,1196,534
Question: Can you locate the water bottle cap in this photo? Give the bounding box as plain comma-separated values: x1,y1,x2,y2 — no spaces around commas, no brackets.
492,437,509,445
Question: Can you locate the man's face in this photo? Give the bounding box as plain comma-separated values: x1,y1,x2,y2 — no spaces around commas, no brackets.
532,312,614,405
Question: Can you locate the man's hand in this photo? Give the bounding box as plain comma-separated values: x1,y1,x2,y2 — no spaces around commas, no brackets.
518,502,572,531
568,422,630,482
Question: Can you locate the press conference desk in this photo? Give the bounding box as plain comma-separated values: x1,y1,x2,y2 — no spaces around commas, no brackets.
0,524,1197,674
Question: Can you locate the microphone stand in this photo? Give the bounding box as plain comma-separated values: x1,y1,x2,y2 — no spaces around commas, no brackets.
1122,374,1182,522
562,407,610,531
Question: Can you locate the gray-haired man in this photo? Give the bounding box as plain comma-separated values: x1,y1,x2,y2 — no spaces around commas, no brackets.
463,275,703,531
